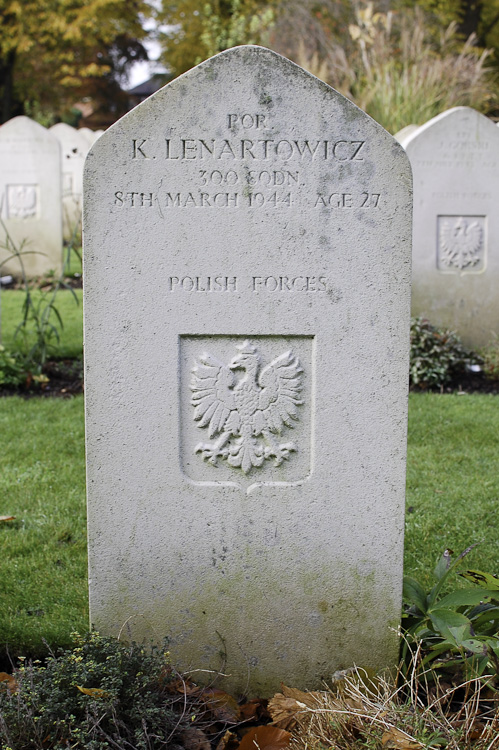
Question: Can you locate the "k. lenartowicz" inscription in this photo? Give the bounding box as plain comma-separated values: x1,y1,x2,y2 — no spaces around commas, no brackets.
191,340,303,475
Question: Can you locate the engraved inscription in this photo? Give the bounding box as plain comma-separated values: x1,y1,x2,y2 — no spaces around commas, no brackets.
169,276,238,292
437,215,486,273
7,184,38,219
314,192,381,209
252,276,327,291
191,340,303,474
131,137,366,162
167,276,329,292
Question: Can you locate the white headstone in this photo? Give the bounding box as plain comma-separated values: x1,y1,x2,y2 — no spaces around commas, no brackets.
50,123,89,241
394,124,418,143
402,107,499,347
0,116,63,278
78,127,96,146
84,46,412,696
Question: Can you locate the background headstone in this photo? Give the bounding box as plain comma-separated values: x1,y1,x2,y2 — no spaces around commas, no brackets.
394,124,418,143
402,106,499,347
78,127,96,146
0,116,63,278
84,45,412,696
50,123,89,241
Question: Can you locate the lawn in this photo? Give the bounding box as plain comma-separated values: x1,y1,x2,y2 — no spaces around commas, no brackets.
0,288,83,360
0,388,498,659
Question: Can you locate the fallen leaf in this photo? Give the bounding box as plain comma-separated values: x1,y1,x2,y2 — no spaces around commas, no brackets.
268,684,323,729
0,672,18,692
194,687,240,723
238,725,292,750
0,516,15,522
239,698,271,722
215,729,240,750
178,727,211,750
76,685,111,699
381,727,423,749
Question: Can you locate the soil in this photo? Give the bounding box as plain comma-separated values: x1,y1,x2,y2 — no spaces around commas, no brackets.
0,359,83,399
0,361,497,398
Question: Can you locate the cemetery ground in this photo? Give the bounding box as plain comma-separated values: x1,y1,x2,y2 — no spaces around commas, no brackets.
1,292,499,748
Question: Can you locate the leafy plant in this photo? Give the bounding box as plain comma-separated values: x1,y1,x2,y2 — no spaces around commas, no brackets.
346,4,494,133
0,345,26,387
409,316,479,389
0,632,189,750
0,218,78,379
480,335,499,382
402,546,499,681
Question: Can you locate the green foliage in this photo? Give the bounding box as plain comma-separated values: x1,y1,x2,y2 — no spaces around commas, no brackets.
0,221,79,376
0,345,26,387
409,316,478,389
344,5,494,132
0,632,188,749
0,0,151,123
402,546,499,681
159,0,276,76
480,335,499,381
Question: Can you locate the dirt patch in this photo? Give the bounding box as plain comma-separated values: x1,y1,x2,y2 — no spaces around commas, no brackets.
0,359,83,399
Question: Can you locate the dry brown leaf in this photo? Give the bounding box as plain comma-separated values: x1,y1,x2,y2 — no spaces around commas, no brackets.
381,727,423,749
468,721,486,740
0,672,18,693
215,729,240,750
238,725,292,750
178,727,211,750
268,685,325,729
195,687,240,723
0,516,15,522
76,685,111,699
239,698,270,722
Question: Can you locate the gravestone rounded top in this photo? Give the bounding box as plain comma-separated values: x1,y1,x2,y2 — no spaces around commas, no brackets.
50,122,90,156
0,115,57,142
402,106,499,149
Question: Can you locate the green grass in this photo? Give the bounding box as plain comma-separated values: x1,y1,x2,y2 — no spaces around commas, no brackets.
405,392,499,588
0,396,87,656
0,391,498,658
0,288,83,360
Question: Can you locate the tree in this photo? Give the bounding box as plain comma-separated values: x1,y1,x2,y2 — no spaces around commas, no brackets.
0,0,152,124
158,0,276,78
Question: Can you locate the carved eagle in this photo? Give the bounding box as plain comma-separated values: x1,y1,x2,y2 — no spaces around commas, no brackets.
439,217,482,270
191,340,303,474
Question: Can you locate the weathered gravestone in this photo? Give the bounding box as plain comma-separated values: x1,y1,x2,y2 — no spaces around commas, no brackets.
50,123,89,241
0,117,63,278
401,107,499,347
84,46,412,696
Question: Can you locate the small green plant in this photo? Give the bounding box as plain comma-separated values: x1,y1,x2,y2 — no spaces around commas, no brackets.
409,316,479,390
0,218,78,378
480,335,499,382
0,632,189,749
403,546,499,681
0,345,26,387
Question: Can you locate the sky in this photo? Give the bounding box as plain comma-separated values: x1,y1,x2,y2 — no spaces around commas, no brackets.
128,37,165,88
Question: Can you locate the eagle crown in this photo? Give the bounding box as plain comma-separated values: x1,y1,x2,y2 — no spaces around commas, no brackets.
228,341,260,378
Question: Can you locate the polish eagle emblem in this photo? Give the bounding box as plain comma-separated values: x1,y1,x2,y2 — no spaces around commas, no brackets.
191,341,303,474
439,216,483,270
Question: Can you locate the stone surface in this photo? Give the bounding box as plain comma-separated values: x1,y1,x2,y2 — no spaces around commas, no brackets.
0,116,63,277
50,123,89,240
84,45,412,696
401,107,499,347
